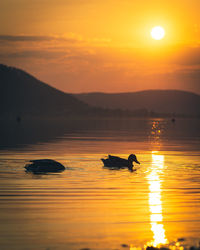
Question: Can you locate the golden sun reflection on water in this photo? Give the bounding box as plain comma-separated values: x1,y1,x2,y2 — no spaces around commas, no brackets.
149,120,164,151
146,153,168,248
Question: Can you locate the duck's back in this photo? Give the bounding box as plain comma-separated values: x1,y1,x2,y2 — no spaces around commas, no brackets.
25,159,65,172
101,155,129,167
30,159,63,167
109,155,129,166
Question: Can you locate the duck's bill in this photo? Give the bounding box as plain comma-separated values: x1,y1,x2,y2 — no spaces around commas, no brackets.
135,160,140,164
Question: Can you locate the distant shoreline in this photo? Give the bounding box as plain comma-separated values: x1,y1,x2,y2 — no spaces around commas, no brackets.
1,113,200,122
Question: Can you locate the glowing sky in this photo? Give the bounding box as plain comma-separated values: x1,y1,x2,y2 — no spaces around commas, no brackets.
0,0,200,93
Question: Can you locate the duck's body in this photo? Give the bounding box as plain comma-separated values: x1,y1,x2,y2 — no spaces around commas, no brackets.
101,154,140,170
25,159,65,173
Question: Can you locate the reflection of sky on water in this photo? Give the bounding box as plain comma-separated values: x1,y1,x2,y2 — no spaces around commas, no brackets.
149,120,165,151
1,118,200,153
147,120,168,247
146,153,168,247
0,118,200,250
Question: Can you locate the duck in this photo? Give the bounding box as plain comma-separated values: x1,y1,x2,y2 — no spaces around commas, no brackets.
25,159,66,173
101,154,140,170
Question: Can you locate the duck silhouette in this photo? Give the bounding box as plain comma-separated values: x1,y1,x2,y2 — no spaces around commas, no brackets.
25,159,66,173
101,154,140,170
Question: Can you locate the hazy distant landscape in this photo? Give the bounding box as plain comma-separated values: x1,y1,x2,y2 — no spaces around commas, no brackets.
1,64,200,119
75,90,200,116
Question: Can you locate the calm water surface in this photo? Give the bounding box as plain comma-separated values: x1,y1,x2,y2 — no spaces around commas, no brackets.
0,118,200,250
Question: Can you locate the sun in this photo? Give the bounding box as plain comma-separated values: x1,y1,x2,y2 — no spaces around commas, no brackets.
151,26,165,40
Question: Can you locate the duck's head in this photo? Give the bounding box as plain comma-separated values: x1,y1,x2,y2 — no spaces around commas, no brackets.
128,154,140,164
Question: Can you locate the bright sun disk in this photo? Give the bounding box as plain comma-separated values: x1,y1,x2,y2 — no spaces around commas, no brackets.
151,26,165,40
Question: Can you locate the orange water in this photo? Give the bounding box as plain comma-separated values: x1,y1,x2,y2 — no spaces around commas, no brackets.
0,118,200,250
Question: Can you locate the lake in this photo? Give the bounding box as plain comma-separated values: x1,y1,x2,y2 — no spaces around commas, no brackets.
0,118,200,250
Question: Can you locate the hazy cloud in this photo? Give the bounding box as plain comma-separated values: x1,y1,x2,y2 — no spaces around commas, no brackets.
0,34,83,45
0,34,110,45
0,50,66,59
170,46,200,66
0,34,200,94
0,35,54,42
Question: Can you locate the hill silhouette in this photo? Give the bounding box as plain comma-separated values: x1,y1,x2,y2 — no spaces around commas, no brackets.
1,64,200,119
0,64,90,118
75,90,200,116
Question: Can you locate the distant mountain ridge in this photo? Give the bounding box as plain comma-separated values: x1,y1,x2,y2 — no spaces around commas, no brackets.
1,64,200,118
75,90,200,116
0,64,90,118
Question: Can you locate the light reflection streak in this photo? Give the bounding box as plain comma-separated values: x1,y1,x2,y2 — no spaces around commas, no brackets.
149,121,164,151
146,153,168,247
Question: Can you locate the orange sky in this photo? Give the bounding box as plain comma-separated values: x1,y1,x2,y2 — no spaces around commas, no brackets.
0,0,200,94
